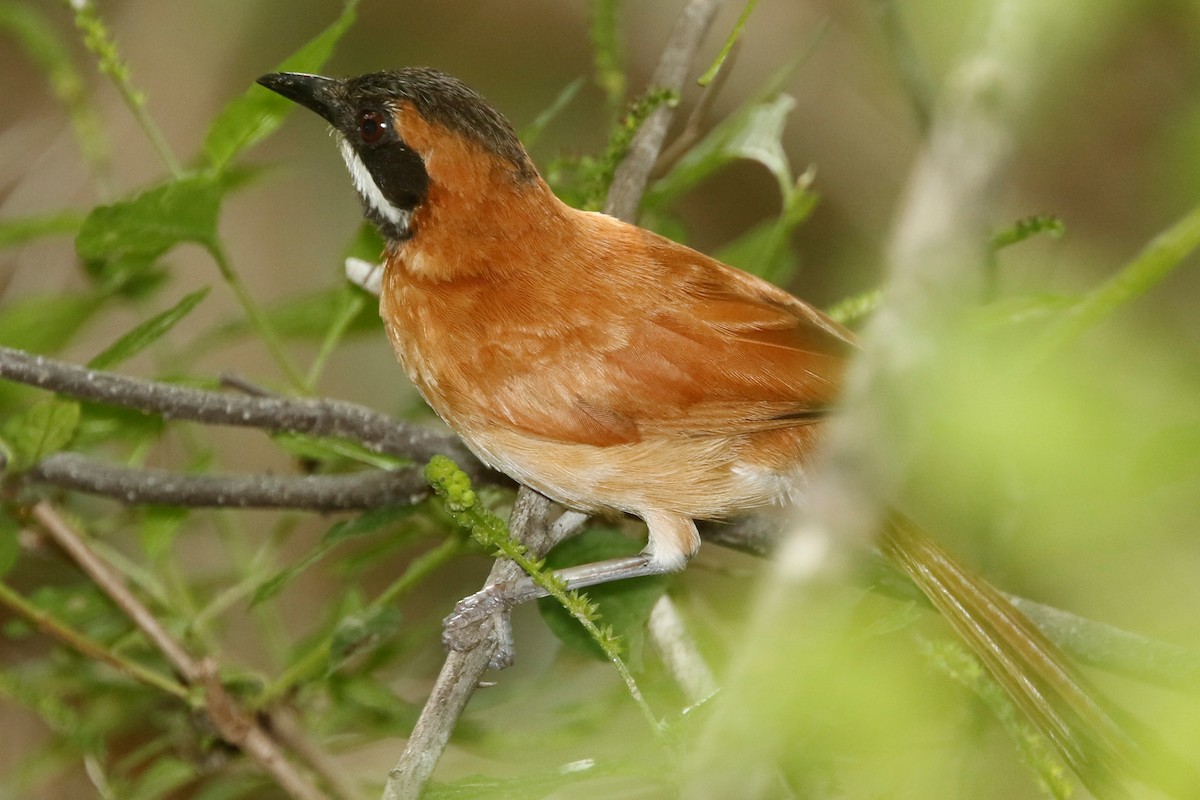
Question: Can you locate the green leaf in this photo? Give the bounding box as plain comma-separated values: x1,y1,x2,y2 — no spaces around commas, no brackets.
0,211,84,249
138,506,188,562
2,398,80,471
648,94,799,206
990,214,1065,252
122,756,197,800
537,528,669,669
826,288,883,327
76,176,222,289
323,506,414,545
271,431,406,471
0,292,101,353
202,0,359,172
87,288,209,370
521,78,584,149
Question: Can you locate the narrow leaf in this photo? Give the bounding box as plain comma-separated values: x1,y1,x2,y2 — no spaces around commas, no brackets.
203,0,359,172
87,288,209,370
253,506,410,605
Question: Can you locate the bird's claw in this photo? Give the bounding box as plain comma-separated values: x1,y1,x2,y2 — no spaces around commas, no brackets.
442,584,517,669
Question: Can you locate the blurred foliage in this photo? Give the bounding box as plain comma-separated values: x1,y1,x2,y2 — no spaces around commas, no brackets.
0,0,1198,798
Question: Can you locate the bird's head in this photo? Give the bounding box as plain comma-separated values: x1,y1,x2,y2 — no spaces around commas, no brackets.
257,68,538,243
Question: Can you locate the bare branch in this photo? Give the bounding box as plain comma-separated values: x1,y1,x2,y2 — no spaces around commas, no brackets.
382,496,587,800
604,0,723,222
31,452,431,511
0,345,488,481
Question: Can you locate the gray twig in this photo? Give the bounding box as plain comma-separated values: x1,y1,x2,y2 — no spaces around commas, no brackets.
604,0,723,223
31,453,431,511
382,498,587,800
0,345,487,481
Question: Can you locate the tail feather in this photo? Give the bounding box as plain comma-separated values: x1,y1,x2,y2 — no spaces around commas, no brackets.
880,513,1141,797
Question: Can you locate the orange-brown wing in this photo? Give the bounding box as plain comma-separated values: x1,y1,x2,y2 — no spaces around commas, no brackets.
484,221,855,447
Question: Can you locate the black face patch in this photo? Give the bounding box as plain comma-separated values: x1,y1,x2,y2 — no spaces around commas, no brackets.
343,105,430,240
357,134,429,214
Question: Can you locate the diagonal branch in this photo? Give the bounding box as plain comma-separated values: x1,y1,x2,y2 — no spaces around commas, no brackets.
30,501,336,800
604,0,723,223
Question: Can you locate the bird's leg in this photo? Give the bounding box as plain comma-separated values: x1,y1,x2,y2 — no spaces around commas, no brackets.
442,553,675,658
445,512,697,666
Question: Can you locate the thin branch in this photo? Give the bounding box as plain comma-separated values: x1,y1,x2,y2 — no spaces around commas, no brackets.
31,453,431,511
382,497,587,800
0,345,489,481
0,578,188,699
604,0,723,223
30,501,335,800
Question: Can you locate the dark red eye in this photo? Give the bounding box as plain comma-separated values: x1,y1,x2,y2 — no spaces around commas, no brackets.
358,110,386,144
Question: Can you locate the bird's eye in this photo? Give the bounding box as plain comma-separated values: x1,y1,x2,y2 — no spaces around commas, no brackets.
358,110,386,144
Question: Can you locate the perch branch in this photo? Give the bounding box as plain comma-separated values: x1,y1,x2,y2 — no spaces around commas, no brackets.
381,499,587,800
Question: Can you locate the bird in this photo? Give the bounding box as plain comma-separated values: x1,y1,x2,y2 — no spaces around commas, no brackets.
258,67,1148,794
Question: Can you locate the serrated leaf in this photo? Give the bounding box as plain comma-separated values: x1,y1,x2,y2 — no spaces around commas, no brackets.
2,398,80,471
202,0,359,172
76,176,222,288
87,287,209,370
537,528,669,668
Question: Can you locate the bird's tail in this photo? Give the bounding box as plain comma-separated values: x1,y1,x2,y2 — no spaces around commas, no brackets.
879,513,1147,798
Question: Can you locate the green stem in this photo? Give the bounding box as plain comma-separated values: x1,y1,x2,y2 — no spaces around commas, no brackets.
698,0,758,86
0,579,188,700
69,0,182,178
206,243,307,392
305,289,366,391
1035,202,1200,360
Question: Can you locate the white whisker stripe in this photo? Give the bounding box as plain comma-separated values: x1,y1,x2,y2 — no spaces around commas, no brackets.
338,137,410,233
